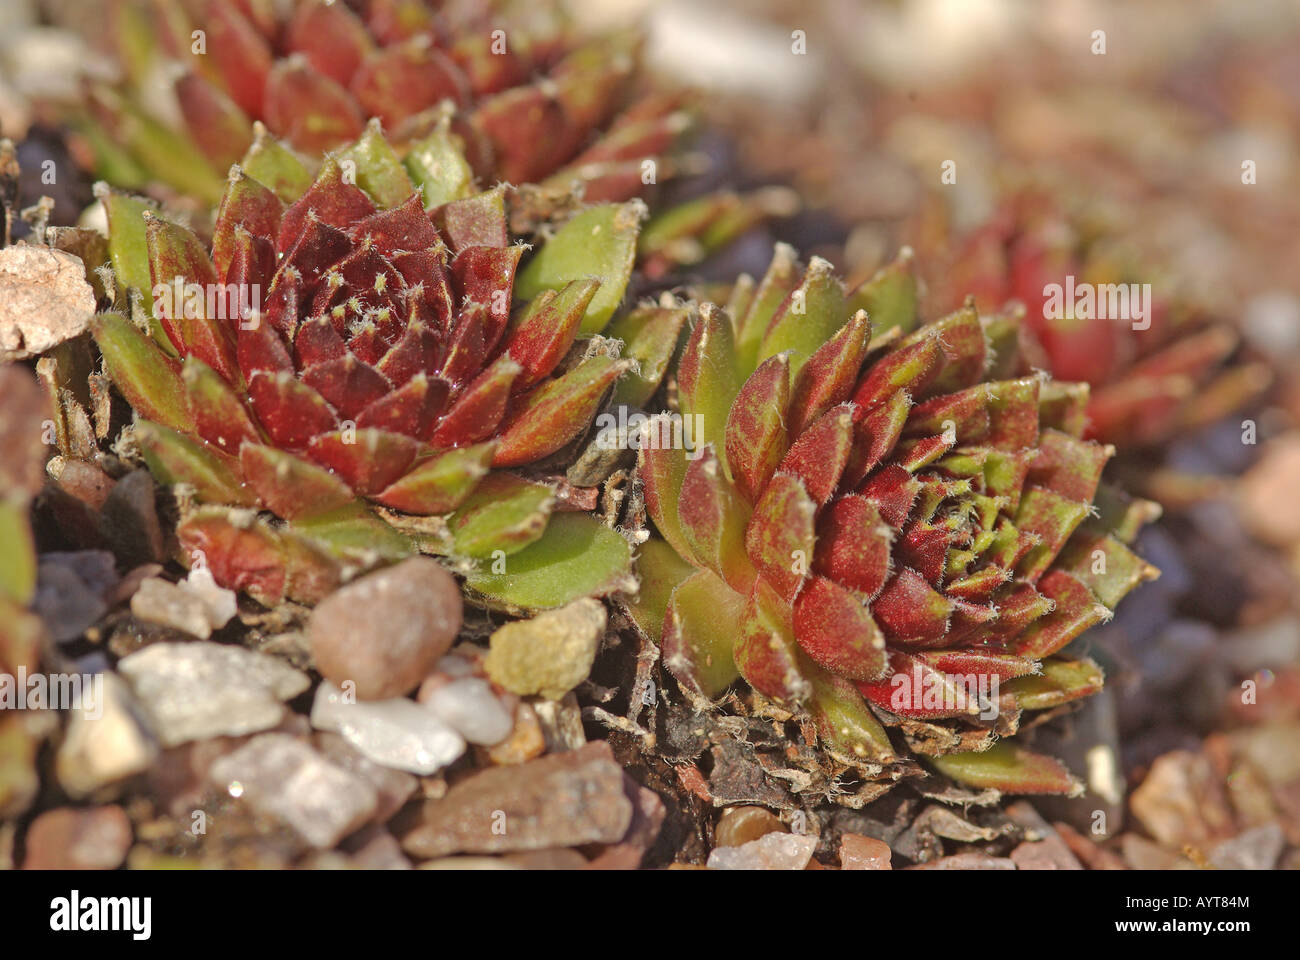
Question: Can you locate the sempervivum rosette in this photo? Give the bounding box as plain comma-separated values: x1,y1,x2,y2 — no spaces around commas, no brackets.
631,245,1161,794
86,0,689,207
89,126,684,609
917,187,1273,449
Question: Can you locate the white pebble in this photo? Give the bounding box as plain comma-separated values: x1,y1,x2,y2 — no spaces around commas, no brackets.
311,681,465,775
422,677,514,746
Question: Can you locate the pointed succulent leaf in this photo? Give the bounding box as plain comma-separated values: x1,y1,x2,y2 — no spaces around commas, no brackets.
239,123,313,202
373,442,495,515
448,473,555,559
662,569,744,700
677,303,743,466
464,512,634,610
677,446,755,594
238,443,356,521
605,303,690,408
734,578,810,704
928,742,1083,796
506,278,600,390
1005,657,1105,711
515,202,642,335
744,473,818,602
337,119,416,209
846,246,919,337
91,313,194,433
724,354,790,504
134,420,256,506
492,356,629,467
758,257,847,376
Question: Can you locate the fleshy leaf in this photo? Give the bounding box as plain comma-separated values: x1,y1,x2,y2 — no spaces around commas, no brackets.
515,202,642,335
662,569,744,700
464,512,635,610
448,472,555,558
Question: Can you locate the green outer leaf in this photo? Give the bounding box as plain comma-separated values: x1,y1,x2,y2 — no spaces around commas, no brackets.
805,664,896,762
625,537,696,643
464,512,634,610
0,499,37,605
135,420,256,506
239,123,313,203
758,256,847,377
677,303,742,469
846,246,919,337
92,313,194,433
515,202,642,335
1005,657,1105,711
928,742,1083,796
98,186,154,302
404,120,475,209
289,503,413,564
449,473,555,559
92,89,225,206
374,442,495,515
339,119,415,209
605,304,690,408
662,568,744,699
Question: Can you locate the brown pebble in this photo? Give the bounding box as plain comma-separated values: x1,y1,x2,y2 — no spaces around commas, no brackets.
309,557,462,700
715,805,787,848
22,806,132,870
840,833,892,869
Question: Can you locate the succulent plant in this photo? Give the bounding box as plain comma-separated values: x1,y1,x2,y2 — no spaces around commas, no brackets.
84,0,689,209
89,125,685,608
629,245,1161,795
916,188,1272,449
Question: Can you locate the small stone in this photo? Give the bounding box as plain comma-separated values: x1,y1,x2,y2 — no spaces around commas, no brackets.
500,848,590,869
398,741,632,859
485,701,547,765
310,681,466,775
117,641,310,747
420,676,514,746
178,567,237,631
130,578,219,639
1053,821,1128,870
1208,823,1285,870
1130,750,1236,850
33,555,109,643
585,777,668,869
313,732,418,822
55,672,158,798
98,469,164,566
531,692,588,751
840,834,892,869
707,832,817,870
1005,801,1083,870
715,805,788,848
309,557,462,700
341,825,411,870
22,805,132,870
208,733,378,850
485,598,605,700
909,853,1017,870
0,245,96,361
1238,433,1300,549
